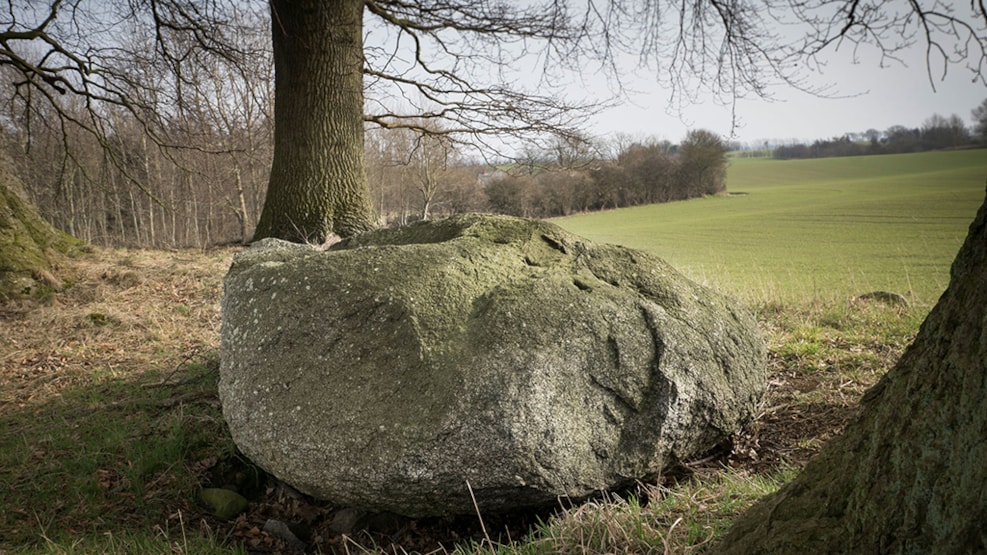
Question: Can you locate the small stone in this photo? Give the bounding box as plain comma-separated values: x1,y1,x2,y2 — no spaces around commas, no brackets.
328,507,368,535
199,488,249,520
263,519,306,551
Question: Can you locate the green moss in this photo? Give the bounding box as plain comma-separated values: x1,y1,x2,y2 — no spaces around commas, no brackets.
0,180,83,300
199,488,250,520
86,312,120,327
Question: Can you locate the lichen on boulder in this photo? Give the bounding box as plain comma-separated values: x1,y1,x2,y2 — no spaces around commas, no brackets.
219,214,767,517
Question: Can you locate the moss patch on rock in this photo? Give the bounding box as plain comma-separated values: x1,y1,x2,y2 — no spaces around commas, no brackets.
0,166,83,301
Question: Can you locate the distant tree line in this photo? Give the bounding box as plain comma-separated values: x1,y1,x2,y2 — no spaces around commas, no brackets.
774,102,987,160
484,130,728,218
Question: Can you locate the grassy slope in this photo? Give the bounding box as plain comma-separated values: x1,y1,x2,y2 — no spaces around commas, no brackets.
556,150,986,308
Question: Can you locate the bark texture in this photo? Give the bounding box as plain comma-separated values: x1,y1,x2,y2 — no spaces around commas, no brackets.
718,187,987,554
253,0,378,242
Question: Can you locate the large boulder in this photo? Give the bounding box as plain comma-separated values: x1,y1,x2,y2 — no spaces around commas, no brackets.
219,214,766,517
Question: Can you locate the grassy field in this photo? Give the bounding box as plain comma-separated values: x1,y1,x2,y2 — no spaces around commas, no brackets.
556,149,987,308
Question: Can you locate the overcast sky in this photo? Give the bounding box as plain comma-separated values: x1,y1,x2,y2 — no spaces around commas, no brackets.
585,41,986,146
371,3,987,151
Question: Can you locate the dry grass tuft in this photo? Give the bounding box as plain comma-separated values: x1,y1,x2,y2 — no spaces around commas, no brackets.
0,247,233,415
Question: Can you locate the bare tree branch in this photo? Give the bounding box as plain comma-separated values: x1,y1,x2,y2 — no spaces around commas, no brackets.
361,0,609,156
2,0,984,184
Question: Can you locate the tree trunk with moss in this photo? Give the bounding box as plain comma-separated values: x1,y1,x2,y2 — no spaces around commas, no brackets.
0,166,82,300
718,187,987,554
252,0,378,243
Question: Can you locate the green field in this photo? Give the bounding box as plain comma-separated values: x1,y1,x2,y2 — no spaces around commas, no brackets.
556,149,987,308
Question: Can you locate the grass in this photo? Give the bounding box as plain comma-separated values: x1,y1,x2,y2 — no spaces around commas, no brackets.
556,149,986,308
0,248,242,553
1,150,974,552
453,467,797,555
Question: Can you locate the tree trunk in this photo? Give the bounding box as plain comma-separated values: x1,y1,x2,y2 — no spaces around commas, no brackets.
718,186,987,554
233,164,250,244
253,0,378,243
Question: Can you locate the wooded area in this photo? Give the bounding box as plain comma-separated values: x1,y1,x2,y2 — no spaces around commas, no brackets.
2,51,727,248
3,102,727,247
